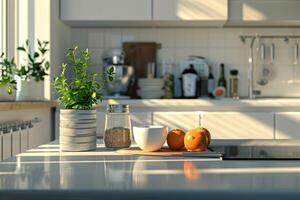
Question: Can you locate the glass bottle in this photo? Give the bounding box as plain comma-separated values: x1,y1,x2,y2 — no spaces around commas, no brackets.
181,64,198,98
229,69,239,99
162,60,174,99
104,104,132,149
207,66,215,98
218,63,227,89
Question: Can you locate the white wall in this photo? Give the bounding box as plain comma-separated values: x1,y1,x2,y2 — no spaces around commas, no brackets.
50,0,71,100
70,27,300,98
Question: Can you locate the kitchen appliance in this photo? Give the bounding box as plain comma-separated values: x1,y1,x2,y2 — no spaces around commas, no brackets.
102,49,134,99
179,56,209,97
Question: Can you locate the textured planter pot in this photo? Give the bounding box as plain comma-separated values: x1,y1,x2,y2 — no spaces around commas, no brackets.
0,87,16,101
59,109,97,152
17,80,45,101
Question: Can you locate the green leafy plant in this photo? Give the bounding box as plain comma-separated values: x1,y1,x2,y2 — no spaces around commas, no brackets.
0,52,17,94
17,39,50,81
54,46,114,110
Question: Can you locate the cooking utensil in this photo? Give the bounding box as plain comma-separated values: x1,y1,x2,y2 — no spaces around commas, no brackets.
256,43,269,86
294,43,299,65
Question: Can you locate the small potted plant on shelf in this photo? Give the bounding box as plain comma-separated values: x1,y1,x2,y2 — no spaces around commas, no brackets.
54,46,114,151
0,53,17,101
17,39,50,101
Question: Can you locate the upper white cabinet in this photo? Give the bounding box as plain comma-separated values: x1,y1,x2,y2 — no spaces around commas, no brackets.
202,112,274,139
228,0,300,26
61,0,152,22
275,113,300,139
153,0,228,21
60,0,228,27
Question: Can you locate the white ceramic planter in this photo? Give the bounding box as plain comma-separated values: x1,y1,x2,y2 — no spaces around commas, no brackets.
17,80,45,101
59,109,97,151
0,87,16,101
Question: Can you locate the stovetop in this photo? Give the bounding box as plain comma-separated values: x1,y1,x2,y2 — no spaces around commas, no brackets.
210,140,300,160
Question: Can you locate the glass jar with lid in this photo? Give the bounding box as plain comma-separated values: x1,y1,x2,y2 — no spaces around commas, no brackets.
104,104,132,149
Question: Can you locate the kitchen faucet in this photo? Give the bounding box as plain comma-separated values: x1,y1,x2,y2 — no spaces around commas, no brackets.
248,36,256,99
241,35,260,99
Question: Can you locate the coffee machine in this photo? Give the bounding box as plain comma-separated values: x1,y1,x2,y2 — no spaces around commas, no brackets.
102,49,134,99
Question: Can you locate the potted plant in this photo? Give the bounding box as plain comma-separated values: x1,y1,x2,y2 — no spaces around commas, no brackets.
54,47,114,151
0,53,17,101
16,39,50,101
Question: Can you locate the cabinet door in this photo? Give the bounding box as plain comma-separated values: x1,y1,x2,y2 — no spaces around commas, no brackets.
202,112,274,139
229,0,300,21
275,112,300,139
61,0,152,21
153,112,199,132
153,0,228,20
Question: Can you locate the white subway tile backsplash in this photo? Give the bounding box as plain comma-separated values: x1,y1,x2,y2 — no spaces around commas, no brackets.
225,47,247,66
194,29,209,48
139,28,158,42
175,28,195,48
89,48,104,65
224,28,245,48
71,28,88,47
70,27,300,97
104,29,122,48
122,29,140,42
87,29,105,48
157,28,176,48
208,28,225,47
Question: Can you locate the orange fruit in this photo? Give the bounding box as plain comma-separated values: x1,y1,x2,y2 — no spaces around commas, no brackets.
184,128,208,152
193,127,211,146
167,129,185,150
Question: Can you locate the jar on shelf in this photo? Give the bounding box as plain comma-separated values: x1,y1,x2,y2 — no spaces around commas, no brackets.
104,104,132,149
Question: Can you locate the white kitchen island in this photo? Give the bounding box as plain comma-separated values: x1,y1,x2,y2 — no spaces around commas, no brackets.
1,141,300,200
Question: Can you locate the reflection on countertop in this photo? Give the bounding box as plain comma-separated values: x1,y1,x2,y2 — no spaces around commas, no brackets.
1,141,300,200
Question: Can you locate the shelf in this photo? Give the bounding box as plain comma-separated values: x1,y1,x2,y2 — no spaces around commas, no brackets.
0,101,57,111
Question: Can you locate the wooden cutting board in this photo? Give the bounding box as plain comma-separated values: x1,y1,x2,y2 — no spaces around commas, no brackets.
123,42,161,98
123,42,161,78
116,147,223,158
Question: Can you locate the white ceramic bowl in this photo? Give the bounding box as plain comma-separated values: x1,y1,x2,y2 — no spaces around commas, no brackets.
137,90,164,99
133,125,168,152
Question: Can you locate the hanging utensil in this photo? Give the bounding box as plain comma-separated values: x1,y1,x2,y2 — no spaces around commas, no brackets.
256,43,268,86
293,43,299,65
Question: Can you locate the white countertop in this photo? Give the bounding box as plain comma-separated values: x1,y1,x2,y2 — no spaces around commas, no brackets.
1,141,300,199
96,98,300,111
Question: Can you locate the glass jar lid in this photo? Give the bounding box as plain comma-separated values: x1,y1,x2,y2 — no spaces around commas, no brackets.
106,104,129,113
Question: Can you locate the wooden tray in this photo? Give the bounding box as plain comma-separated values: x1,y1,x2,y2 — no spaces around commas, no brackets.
116,147,223,158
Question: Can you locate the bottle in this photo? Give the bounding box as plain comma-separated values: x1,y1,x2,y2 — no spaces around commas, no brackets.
104,104,132,149
218,63,227,91
198,61,209,97
162,60,174,99
229,69,239,99
181,64,198,98
207,66,215,98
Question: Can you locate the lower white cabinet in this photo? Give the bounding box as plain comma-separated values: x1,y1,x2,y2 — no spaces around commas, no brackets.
202,112,274,139
12,131,20,156
20,129,28,153
275,112,300,139
2,133,12,160
153,112,199,132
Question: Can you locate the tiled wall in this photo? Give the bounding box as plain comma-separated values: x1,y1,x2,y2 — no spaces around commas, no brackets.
70,28,300,97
